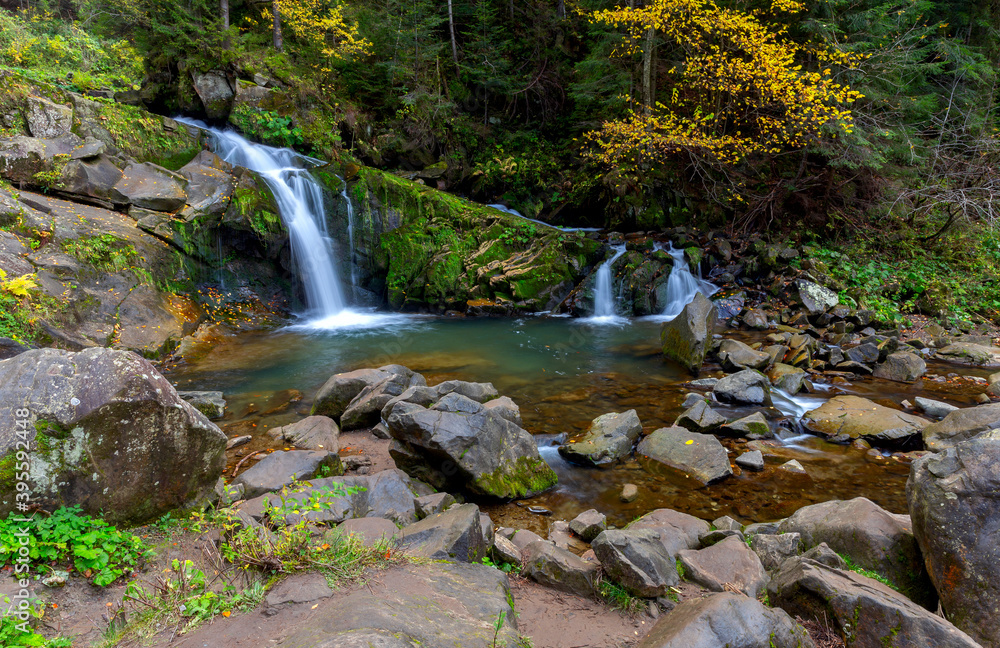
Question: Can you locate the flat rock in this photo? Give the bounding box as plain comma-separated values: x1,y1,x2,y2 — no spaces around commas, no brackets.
233,450,342,500
914,396,958,419
638,427,733,484
921,401,1000,451
111,162,188,212
265,572,334,606
677,536,769,598
558,409,642,465
802,395,928,446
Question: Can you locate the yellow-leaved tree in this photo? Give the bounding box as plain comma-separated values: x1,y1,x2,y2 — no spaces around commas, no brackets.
272,0,370,61
585,0,863,195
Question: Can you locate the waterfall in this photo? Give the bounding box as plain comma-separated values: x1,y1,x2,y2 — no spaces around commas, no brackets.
659,243,719,320
487,204,601,233
578,244,628,325
339,177,358,293
176,119,347,319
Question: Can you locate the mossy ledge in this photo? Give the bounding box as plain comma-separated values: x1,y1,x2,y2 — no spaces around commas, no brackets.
472,456,558,500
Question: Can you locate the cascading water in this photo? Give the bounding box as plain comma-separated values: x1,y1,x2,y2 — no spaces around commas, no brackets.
487,204,601,233
339,177,358,292
658,242,719,320
582,244,628,324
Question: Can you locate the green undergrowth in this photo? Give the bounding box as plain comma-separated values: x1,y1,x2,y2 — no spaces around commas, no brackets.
61,234,154,285
0,507,150,586
0,269,62,345
96,102,201,170
597,579,644,614
839,554,900,592
0,599,73,647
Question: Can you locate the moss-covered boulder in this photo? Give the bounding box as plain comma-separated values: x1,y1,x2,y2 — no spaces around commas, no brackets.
0,347,226,524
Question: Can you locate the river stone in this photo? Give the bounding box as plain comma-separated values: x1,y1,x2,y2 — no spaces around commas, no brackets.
25,95,73,138
592,528,678,597
620,483,639,502
414,492,457,519
936,342,1000,367
777,497,934,609
233,450,343,500
713,369,772,406
908,435,1000,647
627,508,710,557
735,450,764,471
674,400,727,432
845,342,880,365
637,592,815,648
341,370,429,430
660,292,717,374
271,415,339,451
522,539,598,597
266,571,334,606
802,395,928,446
638,427,732,485
768,557,980,648
719,412,771,439
752,533,801,571
873,351,926,383
793,279,838,315
500,528,545,554
386,395,556,499
922,401,1000,451
915,396,958,419
558,409,642,465
768,363,807,394
191,70,235,119
677,535,769,598
712,515,741,531
717,339,771,372
779,460,807,475
0,347,225,524
60,154,123,204
742,308,771,330
177,390,226,420
276,562,519,648
312,366,415,420
569,509,607,541
400,503,488,563
432,380,500,403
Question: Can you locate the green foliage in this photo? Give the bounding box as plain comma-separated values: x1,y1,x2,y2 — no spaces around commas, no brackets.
0,267,60,345
839,554,900,591
0,599,72,647
597,579,643,614
0,507,150,586
31,154,68,193
61,234,153,284
480,555,519,574
230,106,305,149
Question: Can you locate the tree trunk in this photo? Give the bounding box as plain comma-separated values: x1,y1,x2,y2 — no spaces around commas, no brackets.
221,0,229,29
272,0,284,52
557,0,565,18
448,0,459,66
642,27,656,116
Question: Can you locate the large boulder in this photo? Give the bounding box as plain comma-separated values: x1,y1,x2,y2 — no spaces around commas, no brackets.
792,279,838,315
111,162,189,212
177,150,235,221
637,427,732,484
311,366,410,419
400,503,488,563
591,528,679,597
386,393,556,499
802,395,928,446
677,536,769,598
661,292,716,374
768,557,980,648
908,435,1000,647
873,351,926,383
341,369,429,430
521,540,598,597
0,348,225,524
558,409,642,465
637,592,815,648
191,70,235,120
777,497,934,609
59,154,123,205
0,134,81,185
25,95,73,138
921,402,1000,451
626,508,710,557
713,369,771,406
717,338,771,372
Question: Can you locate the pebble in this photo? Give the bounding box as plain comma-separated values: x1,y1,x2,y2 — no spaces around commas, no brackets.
620,483,639,503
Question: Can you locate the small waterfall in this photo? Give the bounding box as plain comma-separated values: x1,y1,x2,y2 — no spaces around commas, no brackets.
580,244,628,325
177,119,346,318
487,204,601,233
339,177,358,292
659,243,719,320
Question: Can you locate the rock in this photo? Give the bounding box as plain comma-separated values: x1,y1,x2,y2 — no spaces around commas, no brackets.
718,338,771,372
0,348,225,524
752,533,801,571
266,572,334,606
69,138,106,160
233,450,342,499
908,435,1000,646
922,402,1000,451
735,450,765,471
637,427,733,484
341,455,373,472
177,390,226,420
628,508,710,557
386,394,556,499
800,542,847,569
873,352,926,383
719,412,771,439
414,492,457,519
779,460,807,475
620,483,639,503
400,503,488,563
660,292,717,374
312,366,409,420
914,396,958,419
676,536,769,597
336,517,400,547
491,534,522,565
713,369,772,405
342,370,429,431
483,396,521,426
937,342,1000,366
276,562,519,648
60,154,123,204
845,342,880,365
558,409,642,465
569,509,607,541
191,70,235,120
502,528,546,553
802,395,929,446
0,134,80,186
777,497,934,608
226,435,251,450
549,519,584,552
637,592,815,648
712,515,741,531
0,337,30,360
113,285,192,357
25,96,73,138
177,150,235,221
742,308,771,330
768,557,980,648
768,363,807,394
674,400,727,432
793,279,838,315
521,540,598,597
432,380,500,403
270,416,339,451
111,162,188,212
699,529,744,547
592,529,679,597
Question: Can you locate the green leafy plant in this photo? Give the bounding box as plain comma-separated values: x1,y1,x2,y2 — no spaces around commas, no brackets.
597,579,643,614
480,555,519,574
0,507,150,586
230,105,305,149
0,598,73,647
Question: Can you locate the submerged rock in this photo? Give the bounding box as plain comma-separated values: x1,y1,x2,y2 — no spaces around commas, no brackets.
558,409,642,466
0,348,226,524
802,395,928,446
637,427,732,484
660,292,717,374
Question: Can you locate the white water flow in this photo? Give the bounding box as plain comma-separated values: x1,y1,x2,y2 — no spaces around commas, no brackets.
487,204,601,233
339,177,358,291
659,242,720,320
580,244,628,325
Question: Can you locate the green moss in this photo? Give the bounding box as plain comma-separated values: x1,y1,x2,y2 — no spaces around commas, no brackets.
97,102,200,170
473,456,558,499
